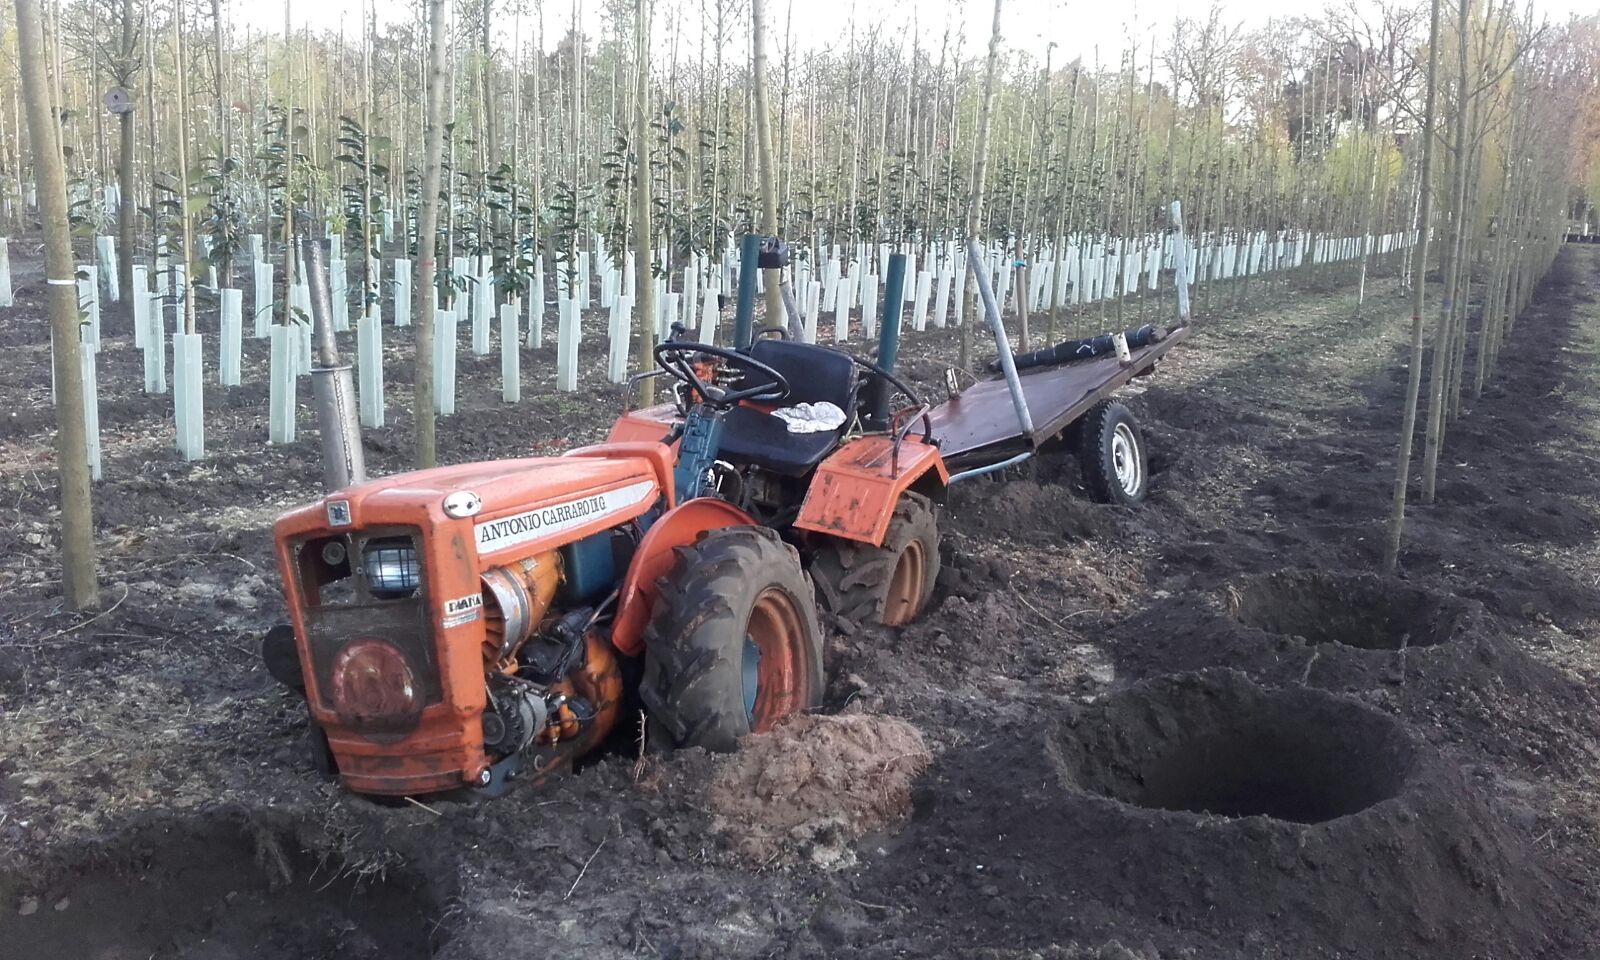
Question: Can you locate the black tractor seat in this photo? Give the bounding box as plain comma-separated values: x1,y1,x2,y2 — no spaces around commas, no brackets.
716,339,858,477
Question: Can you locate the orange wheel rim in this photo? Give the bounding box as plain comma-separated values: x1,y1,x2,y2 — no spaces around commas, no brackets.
883,539,927,626
746,588,809,731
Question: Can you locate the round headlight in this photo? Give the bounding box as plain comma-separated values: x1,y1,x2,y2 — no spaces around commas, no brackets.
330,638,421,722
364,539,420,598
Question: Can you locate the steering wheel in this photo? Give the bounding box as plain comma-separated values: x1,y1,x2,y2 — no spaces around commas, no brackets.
850,355,933,444
654,341,792,407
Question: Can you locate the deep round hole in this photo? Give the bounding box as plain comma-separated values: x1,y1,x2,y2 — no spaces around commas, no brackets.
1056,673,1416,824
4,815,447,959
1229,570,1465,650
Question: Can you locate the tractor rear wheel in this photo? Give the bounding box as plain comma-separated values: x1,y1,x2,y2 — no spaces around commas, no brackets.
1077,400,1148,504
811,492,941,627
640,526,824,751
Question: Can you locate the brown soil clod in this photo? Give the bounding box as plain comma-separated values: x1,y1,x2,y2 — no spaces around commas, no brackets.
706,711,931,869
1228,569,1467,650
2,811,448,959
1052,670,1416,823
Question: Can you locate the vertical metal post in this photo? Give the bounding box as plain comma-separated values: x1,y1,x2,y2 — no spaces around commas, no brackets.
732,232,761,348
967,238,1034,438
870,251,908,422
301,235,367,490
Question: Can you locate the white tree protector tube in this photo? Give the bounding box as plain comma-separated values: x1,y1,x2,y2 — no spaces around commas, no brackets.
173,332,205,460
499,302,518,403
609,295,633,384
77,264,100,351
220,287,243,386
435,309,458,414
0,237,12,308
932,265,952,330
699,286,719,347
803,280,822,344
557,299,580,392
80,327,102,481
528,274,545,349
268,325,294,443
132,263,150,349
97,235,120,302
393,259,412,328
911,270,932,332
360,308,386,426
253,261,273,338
472,272,493,356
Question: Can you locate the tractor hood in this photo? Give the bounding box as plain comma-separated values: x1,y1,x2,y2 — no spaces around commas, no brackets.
276,454,666,560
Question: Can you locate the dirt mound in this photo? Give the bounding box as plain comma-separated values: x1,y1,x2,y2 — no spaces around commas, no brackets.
707,712,931,869
1,809,448,959
1052,671,1417,823
946,478,1117,543
1228,569,1467,650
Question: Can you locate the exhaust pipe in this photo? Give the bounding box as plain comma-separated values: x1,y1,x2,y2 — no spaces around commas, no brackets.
300,235,367,492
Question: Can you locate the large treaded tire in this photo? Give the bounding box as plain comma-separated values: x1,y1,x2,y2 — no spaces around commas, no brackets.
811,492,942,626
1077,400,1148,504
640,526,824,752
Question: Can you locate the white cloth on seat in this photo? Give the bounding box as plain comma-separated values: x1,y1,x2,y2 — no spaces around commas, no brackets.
770,401,846,434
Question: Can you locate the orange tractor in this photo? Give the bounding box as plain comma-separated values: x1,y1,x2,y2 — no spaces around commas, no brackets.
262,238,1183,798
263,328,949,797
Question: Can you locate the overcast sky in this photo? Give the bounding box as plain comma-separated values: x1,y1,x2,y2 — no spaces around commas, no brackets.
237,0,1596,67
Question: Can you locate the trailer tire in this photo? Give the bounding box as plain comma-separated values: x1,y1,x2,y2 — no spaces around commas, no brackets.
641,526,824,752
1078,400,1148,504
811,493,941,626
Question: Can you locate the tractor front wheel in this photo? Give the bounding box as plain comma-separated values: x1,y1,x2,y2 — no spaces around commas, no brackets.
641,526,824,751
812,492,941,627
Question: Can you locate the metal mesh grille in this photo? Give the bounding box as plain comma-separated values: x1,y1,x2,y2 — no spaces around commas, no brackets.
365,541,421,596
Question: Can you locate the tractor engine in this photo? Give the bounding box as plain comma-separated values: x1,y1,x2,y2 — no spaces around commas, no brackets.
266,452,669,796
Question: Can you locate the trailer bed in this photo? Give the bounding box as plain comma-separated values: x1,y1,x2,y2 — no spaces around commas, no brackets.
928,325,1190,469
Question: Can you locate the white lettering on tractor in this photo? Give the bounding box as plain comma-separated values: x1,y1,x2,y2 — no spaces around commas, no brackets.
445,594,482,616
473,480,656,554
441,592,484,629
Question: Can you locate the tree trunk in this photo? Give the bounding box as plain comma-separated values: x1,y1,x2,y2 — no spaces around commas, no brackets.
481,0,499,244
174,0,196,335
750,0,783,327
1420,0,1473,504
1381,0,1444,575
959,0,1003,370
632,0,655,406
16,0,98,609
115,0,136,306
117,107,135,305
281,0,295,310
414,0,448,468
212,0,230,288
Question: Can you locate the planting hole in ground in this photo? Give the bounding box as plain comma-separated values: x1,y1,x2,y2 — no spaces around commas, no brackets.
1056,673,1417,823
1229,569,1466,650
4,815,446,959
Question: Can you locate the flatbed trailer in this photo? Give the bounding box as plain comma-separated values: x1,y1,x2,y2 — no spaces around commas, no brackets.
917,234,1191,487
930,325,1190,472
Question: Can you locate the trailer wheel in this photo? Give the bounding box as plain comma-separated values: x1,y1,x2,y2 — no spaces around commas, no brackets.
641,526,824,751
1078,400,1148,504
812,492,942,626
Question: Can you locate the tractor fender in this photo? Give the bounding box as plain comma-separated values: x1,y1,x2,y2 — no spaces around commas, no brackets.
793,436,949,547
609,497,757,657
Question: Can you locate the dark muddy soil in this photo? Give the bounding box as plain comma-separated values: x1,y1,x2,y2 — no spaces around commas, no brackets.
5,242,1600,959
3,808,446,960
